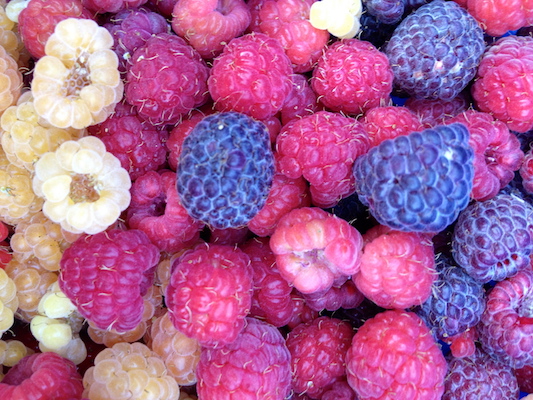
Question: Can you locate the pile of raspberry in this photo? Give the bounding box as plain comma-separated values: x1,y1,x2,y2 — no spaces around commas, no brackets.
2,0,533,399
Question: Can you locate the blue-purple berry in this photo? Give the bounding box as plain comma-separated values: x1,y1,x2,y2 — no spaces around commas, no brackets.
363,0,405,25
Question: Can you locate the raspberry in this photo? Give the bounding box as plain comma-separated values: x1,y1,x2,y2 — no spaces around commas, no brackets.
416,254,485,342
353,123,474,233
445,110,525,201
0,44,22,116
355,228,436,309
472,35,533,133
286,290,320,330
364,0,405,24
276,111,370,208
451,193,533,283
287,316,354,399
125,32,209,125
361,105,424,147
165,243,253,348
83,342,180,399
345,310,447,400
308,0,364,39
404,94,470,128
171,0,251,58
311,38,393,115
279,73,318,126
81,0,148,13
88,101,168,181
196,317,292,400
357,9,398,49
255,0,329,72
385,0,484,100
520,147,533,194
104,7,170,74
443,347,520,399
208,32,294,120
322,380,358,400
0,268,17,338
515,364,533,394
59,229,160,333
145,0,177,17
301,279,365,312
17,0,93,60
478,269,533,369
176,112,275,230
269,207,364,294
0,352,83,399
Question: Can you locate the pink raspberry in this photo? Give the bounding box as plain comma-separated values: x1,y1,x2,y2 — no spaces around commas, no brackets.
165,243,253,348
208,32,294,120
248,172,311,237
404,94,470,128
0,352,83,399
82,0,147,13
346,310,447,400
197,317,292,399
145,0,177,17
59,229,160,332
287,316,354,399
18,0,93,60
472,35,533,133
276,111,370,208
521,147,533,194
241,237,294,327
171,0,251,58
301,279,365,312
88,101,169,181
207,226,252,246
362,105,424,147
270,207,364,294
311,39,394,115
280,73,319,125
322,380,358,400
287,291,320,330
515,364,533,394
125,32,210,125
126,170,204,253
445,110,525,201
255,0,330,72
355,228,437,309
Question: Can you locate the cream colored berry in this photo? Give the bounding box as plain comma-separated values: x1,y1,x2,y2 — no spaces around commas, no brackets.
309,0,363,38
32,136,131,234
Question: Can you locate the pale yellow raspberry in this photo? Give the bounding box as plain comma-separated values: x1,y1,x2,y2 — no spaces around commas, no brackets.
0,268,18,338
309,0,363,39
31,18,123,129
0,41,22,116
0,339,33,367
32,136,131,234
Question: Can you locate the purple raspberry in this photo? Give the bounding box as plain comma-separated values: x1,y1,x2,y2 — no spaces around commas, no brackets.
363,0,405,25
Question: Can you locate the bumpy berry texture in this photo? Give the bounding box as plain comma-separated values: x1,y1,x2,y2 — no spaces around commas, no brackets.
443,347,519,400
363,0,405,24
59,229,160,333
254,0,329,72
521,148,533,194
208,32,293,120
287,316,354,399
0,44,22,116
196,317,292,400
385,0,484,100
417,254,485,342
176,112,275,230
312,38,393,115
353,123,474,233
276,111,370,208
404,94,470,128
452,193,533,283
270,207,364,294
125,32,209,125
346,310,447,399
165,243,253,348
477,269,533,369
81,0,148,13
0,268,18,338
357,9,399,49
355,228,436,309
308,0,364,39
362,105,424,147
279,73,318,125
0,352,83,399
302,279,364,312
445,110,524,201
472,35,533,133
171,0,251,58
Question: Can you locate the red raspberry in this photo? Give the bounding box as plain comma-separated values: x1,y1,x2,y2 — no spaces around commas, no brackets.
171,0,251,58
346,310,447,400
246,0,266,33
445,110,525,201
81,0,148,13
322,380,358,400
145,0,177,17
165,243,253,348
276,111,370,208
18,0,93,60
255,0,330,72
280,73,319,126
241,237,294,327
404,94,470,128
126,170,204,253
301,279,365,312
87,101,169,181
287,290,320,329
472,35,533,133
248,172,311,237
207,226,252,246
287,316,354,399
197,317,292,399
355,228,437,309
0,352,83,399
125,32,210,125
208,32,294,120
270,207,364,294
311,39,394,115
59,229,160,332
362,105,424,147
520,147,533,194
515,364,533,394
